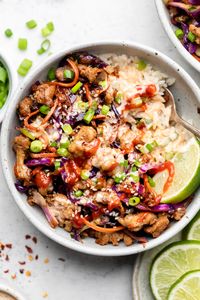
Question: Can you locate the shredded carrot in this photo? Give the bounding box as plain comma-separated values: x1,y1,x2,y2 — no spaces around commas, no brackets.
143,174,156,195
50,58,79,88
41,99,58,125
192,54,200,62
83,218,124,233
84,83,93,107
30,152,59,158
24,110,41,132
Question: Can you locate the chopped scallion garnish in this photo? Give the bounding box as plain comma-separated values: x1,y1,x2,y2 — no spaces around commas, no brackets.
47,68,56,81
83,108,95,124
39,105,50,115
62,124,73,134
30,140,43,153
17,59,32,76
71,81,83,94
129,197,140,206
137,60,147,71
101,104,110,115
148,176,156,187
26,20,37,29
175,28,184,40
4,28,13,38
18,38,28,50
64,69,75,80
81,170,90,180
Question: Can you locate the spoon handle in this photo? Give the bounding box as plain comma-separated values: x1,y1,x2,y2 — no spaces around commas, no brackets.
177,116,200,139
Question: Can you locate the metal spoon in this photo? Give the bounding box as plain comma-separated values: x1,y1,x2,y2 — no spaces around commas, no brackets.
164,87,200,138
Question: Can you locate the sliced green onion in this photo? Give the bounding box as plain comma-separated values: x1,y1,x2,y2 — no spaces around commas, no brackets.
47,22,54,32
130,172,139,183
50,141,57,147
101,105,110,115
41,27,51,37
132,166,137,172
62,124,73,134
165,152,174,161
81,170,90,180
137,60,147,71
20,128,35,140
115,93,123,104
26,20,37,29
91,100,98,110
74,190,83,197
60,141,70,149
129,197,140,206
188,31,196,42
47,68,56,81
145,141,158,152
120,160,128,167
71,81,83,94
83,108,95,124
64,69,74,80
134,160,141,168
114,173,126,183
18,38,28,51
57,147,69,157
37,39,51,55
99,80,107,88
30,140,43,153
0,67,7,84
175,28,184,39
4,28,13,38
39,105,50,115
148,176,156,188
17,59,32,77
54,160,61,170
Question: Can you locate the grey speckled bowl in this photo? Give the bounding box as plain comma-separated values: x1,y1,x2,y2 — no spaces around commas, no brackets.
1,41,200,256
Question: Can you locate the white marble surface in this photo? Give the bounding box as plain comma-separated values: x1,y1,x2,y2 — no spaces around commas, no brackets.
0,0,200,299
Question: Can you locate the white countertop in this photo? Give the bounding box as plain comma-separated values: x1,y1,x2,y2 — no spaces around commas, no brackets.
0,0,200,299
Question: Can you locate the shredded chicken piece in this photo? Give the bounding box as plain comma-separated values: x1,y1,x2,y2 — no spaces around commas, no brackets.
93,190,118,205
118,212,157,231
13,135,31,182
118,124,139,150
78,64,101,82
92,146,122,172
93,231,124,246
68,126,97,157
172,207,186,221
189,24,200,44
34,83,56,107
18,97,33,117
144,215,169,238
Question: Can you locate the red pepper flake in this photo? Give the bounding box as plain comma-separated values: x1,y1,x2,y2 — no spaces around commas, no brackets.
4,269,9,273
25,234,31,240
25,270,31,277
5,243,12,249
25,245,33,254
18,261,26,265
19,269,24,274
35,254,39,260
0,242,5,250
58,258,65,262
11,273,16,279
32,236,37,244
5,254,9,261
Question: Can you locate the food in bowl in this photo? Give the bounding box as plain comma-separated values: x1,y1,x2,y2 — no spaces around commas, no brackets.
165,0,200,61
0,61,9,108
13,51,199,246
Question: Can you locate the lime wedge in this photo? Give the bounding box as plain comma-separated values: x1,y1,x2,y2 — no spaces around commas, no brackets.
167,269,200,300
153,138,200,203
183,210,200,241
150,240,200,300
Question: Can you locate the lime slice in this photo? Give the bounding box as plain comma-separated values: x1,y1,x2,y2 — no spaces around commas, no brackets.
183,210,200,241
153,138,200,203
167,269,200,300
150,240,200,300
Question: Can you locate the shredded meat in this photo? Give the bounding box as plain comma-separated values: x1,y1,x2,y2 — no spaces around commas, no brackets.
78,64,101,82
172,207,186,221
104,65,119,77
144,215,169,238
13,135,31,182
118,124,139,150
189,24,200,44
118,212,157,231
68,126,97,157
34,83,56,107
92,147,121,172
93,190,118,204
55,67,69,81
18,97,33,117
93,231,124,246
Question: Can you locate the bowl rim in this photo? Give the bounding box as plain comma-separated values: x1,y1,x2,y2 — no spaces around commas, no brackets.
154,0,200,73
0,282,26,300
0,48,17,123
1,40,200,256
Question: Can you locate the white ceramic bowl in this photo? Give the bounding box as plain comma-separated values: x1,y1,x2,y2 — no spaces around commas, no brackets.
0,49,17,123
0,281,26,300
1,41,200,256
155,0,200,73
